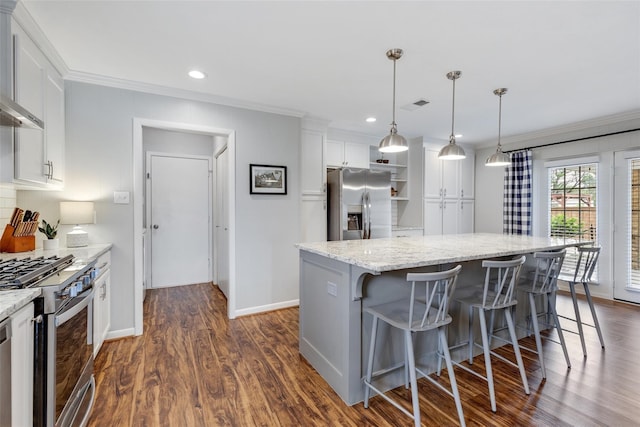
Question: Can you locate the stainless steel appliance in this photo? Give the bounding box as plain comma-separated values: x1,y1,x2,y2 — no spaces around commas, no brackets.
0,254,98,427
327,168,392,240
0,317,11,426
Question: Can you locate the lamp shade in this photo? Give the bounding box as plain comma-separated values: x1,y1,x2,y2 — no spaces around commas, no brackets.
379,131,408,153
438,139,466,160
60,201,95,225
485,150,511,167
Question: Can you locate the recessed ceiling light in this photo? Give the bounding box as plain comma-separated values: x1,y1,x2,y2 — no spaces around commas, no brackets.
366,117,377,123
188,70,206,79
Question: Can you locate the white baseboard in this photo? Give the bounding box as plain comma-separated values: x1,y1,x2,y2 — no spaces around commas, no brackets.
233,299,299,318
106,327,136,340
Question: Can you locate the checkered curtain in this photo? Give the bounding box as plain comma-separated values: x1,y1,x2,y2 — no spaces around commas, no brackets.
503,150,532,235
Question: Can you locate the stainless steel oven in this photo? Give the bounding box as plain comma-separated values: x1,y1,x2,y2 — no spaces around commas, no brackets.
0,254,98,427
48,287,95,427
37,259,98,427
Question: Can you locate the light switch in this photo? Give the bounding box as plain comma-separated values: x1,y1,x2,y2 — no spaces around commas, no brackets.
113,191,130,204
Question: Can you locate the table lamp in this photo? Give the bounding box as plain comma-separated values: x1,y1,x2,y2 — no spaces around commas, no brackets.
60,201,95,247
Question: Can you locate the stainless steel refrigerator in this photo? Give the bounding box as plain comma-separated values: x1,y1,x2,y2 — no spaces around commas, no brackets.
327,168,392,240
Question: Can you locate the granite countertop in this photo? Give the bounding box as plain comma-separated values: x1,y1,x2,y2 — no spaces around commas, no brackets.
296,233,583,273
0,288,41,321
0,243,112,263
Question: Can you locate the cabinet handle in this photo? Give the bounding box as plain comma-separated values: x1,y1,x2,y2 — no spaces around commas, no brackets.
439,188,443,197
443,188,447,197
50,161,54,179
461,189,464,198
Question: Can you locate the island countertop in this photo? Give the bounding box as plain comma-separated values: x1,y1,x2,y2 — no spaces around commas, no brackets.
296,233,579,273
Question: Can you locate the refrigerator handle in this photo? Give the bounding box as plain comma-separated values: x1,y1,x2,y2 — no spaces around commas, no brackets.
365,191,372,239
362,192,369,239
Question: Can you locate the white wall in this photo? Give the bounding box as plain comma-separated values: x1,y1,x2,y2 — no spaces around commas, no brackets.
18,81,301,335
474,114,640,299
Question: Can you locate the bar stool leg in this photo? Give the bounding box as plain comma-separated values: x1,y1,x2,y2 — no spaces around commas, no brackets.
468,305,474,364
404,330,421,427
583,282,605,349
528,292,546,378
478,308,496,412
439,328,466,427
505,306,530,395
549,294,571,369
568,282,587,357
364,316,379,408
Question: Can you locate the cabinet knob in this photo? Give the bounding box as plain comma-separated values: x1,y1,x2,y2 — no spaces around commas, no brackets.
153,224,159,229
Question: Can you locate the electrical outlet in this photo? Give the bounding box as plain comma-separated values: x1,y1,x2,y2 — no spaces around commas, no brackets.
327,281,338,297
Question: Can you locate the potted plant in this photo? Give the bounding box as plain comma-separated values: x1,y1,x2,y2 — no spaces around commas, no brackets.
38,219,60,250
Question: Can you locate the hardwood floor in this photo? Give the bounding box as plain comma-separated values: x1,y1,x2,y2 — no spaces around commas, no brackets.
88,284,640,426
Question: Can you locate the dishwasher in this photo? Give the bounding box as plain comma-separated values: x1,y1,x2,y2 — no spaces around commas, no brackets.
0,317,11,426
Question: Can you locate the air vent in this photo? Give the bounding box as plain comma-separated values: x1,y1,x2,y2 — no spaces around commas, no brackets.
401,98,430,111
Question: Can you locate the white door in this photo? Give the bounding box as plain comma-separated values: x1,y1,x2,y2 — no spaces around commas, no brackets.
215,148,230,298
442,199,459,234
149,153,211,288
613,150,640,303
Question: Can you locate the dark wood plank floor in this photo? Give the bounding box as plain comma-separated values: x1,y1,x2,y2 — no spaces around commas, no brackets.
88,284,640,426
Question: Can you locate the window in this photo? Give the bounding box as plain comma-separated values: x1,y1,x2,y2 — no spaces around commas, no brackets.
548,163,598,277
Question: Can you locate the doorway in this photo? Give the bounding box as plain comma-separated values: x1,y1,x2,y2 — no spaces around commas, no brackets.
147,153,211,288
614,150,640,304
133,118,237,336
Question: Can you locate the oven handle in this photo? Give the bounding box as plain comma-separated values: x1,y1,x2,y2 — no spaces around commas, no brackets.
78,375,96,427
54,289,95,327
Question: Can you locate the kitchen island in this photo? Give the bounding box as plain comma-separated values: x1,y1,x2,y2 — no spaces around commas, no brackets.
296,233,584,405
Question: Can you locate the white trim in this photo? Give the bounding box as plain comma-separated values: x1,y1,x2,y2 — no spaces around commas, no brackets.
68,70,306,119
105,328,135,341
234,299,300,318
477,110,640,149
133,118,238,335
544,155,601,168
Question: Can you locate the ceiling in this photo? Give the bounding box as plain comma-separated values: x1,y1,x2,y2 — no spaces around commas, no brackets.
21,1,640,146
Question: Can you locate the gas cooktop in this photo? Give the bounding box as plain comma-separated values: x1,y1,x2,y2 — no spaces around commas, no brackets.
0,254,75,290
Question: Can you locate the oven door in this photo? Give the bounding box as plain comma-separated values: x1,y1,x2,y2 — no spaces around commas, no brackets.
47,288,95,427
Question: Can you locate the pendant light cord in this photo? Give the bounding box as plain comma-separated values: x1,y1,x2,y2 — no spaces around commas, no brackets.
497,93,503,150
451,77,456,138
391,58,397,126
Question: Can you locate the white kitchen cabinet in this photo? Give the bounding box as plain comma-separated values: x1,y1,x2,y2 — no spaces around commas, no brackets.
459,199,475,233
300,128,325,195
10,18,64,188
423,146,475,235
11,302,33,427
326,140,369,169
93,250,111,356
300,120,328,242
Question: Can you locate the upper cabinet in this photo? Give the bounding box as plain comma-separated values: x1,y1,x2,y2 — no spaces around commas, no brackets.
326,140,369,169
423,147,474,200
9,18,64,189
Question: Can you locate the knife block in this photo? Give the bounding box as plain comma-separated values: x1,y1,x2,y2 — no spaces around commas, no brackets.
0,225,35,253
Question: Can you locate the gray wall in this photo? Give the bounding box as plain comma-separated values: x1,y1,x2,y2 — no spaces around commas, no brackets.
19,81,301,334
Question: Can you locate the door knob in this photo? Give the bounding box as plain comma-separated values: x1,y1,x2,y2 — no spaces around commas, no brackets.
153,224,159,229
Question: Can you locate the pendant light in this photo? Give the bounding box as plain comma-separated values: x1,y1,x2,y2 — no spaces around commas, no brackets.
485,88,511,167
438,70,466,160
379,48,408,153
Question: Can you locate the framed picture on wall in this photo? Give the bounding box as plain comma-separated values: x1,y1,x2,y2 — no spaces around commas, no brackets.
250,164,287,195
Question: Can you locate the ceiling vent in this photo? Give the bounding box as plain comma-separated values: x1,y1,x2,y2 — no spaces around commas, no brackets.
401,98,430,111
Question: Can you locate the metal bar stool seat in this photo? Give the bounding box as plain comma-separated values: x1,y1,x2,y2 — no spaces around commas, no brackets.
516,249,571,378
448,255,530,413
363,265,466,427
557,245,604,356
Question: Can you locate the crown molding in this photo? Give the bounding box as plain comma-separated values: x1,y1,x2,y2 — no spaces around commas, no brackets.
477,109,640,150
11,2,68,76
65,70,307,119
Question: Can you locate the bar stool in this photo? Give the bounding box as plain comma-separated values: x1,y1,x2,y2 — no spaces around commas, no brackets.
516,249,571,378
363,265,465,427
449,255,529,413
557,245,604,356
